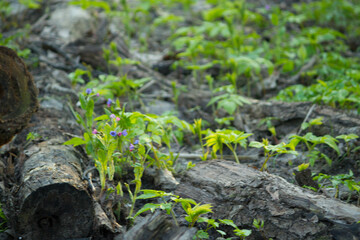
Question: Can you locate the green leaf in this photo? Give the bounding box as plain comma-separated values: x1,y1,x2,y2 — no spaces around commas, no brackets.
249,141,264,148
63,137,86,147
219,219,237,229
94,114,109,121
194,230,209,239
134,203,161,218
234,229,252,237
322,136,340,154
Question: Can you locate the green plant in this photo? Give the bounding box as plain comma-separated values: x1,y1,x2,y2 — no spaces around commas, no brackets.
204,129,252,163
134,189,251,240
0,203,7,232
249,138,298,171
68,68,89,87
193,118,206,156
19,0,42,9
253,218,266,239
313,171,355,199
297,163,310,171
208,85,250,116
300,117,323,132
289,132,340,166
344,179,360,206
336,134,359,157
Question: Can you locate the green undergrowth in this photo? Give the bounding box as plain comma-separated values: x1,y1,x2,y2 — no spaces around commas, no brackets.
1,0,360,238
60,0,360,238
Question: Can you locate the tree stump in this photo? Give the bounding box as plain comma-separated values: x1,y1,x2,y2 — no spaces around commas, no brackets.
175,160,360,240
0,46,39,146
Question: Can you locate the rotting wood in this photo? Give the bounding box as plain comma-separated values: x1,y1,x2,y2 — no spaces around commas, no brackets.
240,99,360,138
175,160,360,240
13,140,94,240
0,46,39,146
121,211,197,240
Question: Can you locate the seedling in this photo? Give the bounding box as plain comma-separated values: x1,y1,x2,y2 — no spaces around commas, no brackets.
205,129,252,163
249,138,298,171
289,132,340,166
336,134,359,157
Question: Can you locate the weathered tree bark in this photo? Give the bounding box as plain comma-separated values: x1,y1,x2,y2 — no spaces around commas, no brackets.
13,139,94,240
239,99,360,138
175,160,360,240
121,211,197,240
0,46,39,146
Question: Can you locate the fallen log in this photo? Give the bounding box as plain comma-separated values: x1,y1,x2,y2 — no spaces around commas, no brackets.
175,160,360,240
121,211,197,240
0,46,39,146
239,99,360,138
13,140,94,240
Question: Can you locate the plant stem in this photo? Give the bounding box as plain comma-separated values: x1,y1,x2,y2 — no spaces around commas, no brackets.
260,154,271,171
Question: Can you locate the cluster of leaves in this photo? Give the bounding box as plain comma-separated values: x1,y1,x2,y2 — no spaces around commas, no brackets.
313,170,360,206
134,189,252,240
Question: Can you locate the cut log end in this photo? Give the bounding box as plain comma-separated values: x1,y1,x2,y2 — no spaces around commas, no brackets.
0,46,39,146
17,183,94,240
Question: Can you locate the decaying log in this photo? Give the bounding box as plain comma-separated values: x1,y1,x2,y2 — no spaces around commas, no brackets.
121,211,197,240
239,99,360,138
13,140,94,240
175,160,360,240
0,46,39,146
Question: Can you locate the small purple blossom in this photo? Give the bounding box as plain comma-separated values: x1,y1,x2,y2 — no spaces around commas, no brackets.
129,143,135,152
110,114,116,119
116,117,120,122
96,93,100,97
110,131,117,137
107,99,112,107
86,88,92,95
265,4,270,10
92,129,98,134
122,129,128,136
134,140,139,145
117,132,122,137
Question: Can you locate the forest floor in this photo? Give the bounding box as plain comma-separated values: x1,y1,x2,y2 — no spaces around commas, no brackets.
0,0,360,239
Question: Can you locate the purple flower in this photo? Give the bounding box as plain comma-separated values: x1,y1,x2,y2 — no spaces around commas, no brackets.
96,93,100,97
107,99,112,107
92,129,98,134
117,132,122,137
110,114,116,119
134,140,139,145
110,131,117,137
265,4,270,10
129,143,135,152
122,129,128,136
116,117,120,122
86,88,92,95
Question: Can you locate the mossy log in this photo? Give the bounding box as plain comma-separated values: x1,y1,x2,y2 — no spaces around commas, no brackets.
0,46,39,146
175,160,360,240
13,142,94,240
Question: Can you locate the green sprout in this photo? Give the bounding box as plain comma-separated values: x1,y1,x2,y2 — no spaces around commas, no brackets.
249,138,298,171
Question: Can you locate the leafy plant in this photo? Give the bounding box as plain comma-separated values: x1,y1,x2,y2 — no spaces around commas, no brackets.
313,171,355,199
336,134,359,157
204,129,252,163
289,132,340,166
207,85,250,116
249,138,298,171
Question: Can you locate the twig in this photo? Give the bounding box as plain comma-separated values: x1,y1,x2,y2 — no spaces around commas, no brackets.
297,104,316,135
